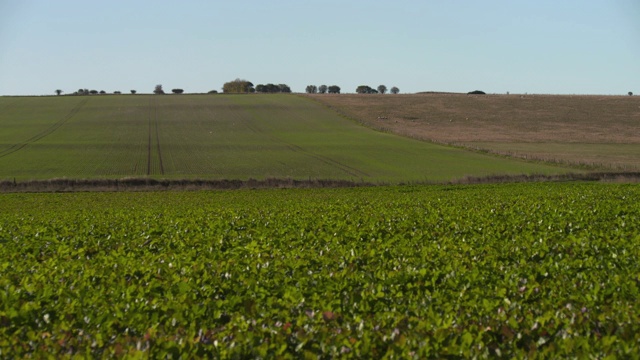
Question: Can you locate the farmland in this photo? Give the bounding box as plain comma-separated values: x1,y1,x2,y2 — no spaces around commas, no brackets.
1,183,639,357
0,94,574,182
2,93,638,358
310,93,640,170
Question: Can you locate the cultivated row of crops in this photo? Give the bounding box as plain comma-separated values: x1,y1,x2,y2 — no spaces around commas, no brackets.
0,95,574,182
1,183,639,357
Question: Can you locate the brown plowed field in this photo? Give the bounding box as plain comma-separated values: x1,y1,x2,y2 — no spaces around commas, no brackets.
309,93,640,170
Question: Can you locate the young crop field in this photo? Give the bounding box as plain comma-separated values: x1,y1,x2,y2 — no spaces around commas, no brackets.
1,183,639,357
310,93,640,170
0,95,575,183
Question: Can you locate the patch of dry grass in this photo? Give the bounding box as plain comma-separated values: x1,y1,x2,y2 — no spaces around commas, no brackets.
308,93,640,169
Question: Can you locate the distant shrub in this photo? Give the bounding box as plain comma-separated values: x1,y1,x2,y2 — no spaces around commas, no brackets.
114,91,121,94
130,90,137,94
467,90,486,95
208,90,218,94
89,90,98,95
172,89,184,94
223,79,254,93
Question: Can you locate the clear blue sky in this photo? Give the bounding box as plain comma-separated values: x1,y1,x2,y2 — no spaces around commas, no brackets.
1,0,638,95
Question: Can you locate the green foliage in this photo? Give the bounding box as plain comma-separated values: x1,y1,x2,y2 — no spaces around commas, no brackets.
223,79,254,93
1,183,639,357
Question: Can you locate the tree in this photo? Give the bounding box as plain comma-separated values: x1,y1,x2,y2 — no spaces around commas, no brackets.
328,85,340,94
130,90,137,94
114,91,121,94
356,85,377,94
154,85,165,94
306,85,318,94
356,85,369,94
55,89,63,96
279,84,291,93
99,90,106,94
377,85,387,94
390,86,400,94
629,92,634,96
255,83,291,93
223,79,254,93
318,85,328,94
89,90,98,95
172,89,184,94
208,90,218,94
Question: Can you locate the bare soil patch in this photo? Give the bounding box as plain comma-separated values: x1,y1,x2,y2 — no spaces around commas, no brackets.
308,93,640,169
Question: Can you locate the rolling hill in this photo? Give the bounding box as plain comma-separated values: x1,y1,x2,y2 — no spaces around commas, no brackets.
310,93,640,170
0,94,575,182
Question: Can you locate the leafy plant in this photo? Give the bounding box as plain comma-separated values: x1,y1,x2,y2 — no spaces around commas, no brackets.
1,183,639,357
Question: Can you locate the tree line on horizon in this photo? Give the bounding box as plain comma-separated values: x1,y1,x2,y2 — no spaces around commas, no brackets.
54,80,390,96
304,85,340,94
54,81,635,97
221,79,293,94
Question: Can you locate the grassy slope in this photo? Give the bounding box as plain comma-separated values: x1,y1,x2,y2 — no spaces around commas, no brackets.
309,93,640,170
0,95,574,182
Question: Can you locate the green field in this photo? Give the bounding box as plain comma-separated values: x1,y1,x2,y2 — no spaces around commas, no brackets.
0,95,575,182
1,183,639,357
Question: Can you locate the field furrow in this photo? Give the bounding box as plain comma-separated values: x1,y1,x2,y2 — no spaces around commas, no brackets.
145,97,165,176
0,98,88,159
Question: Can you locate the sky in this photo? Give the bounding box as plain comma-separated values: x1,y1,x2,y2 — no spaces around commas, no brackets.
0,0,638,96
